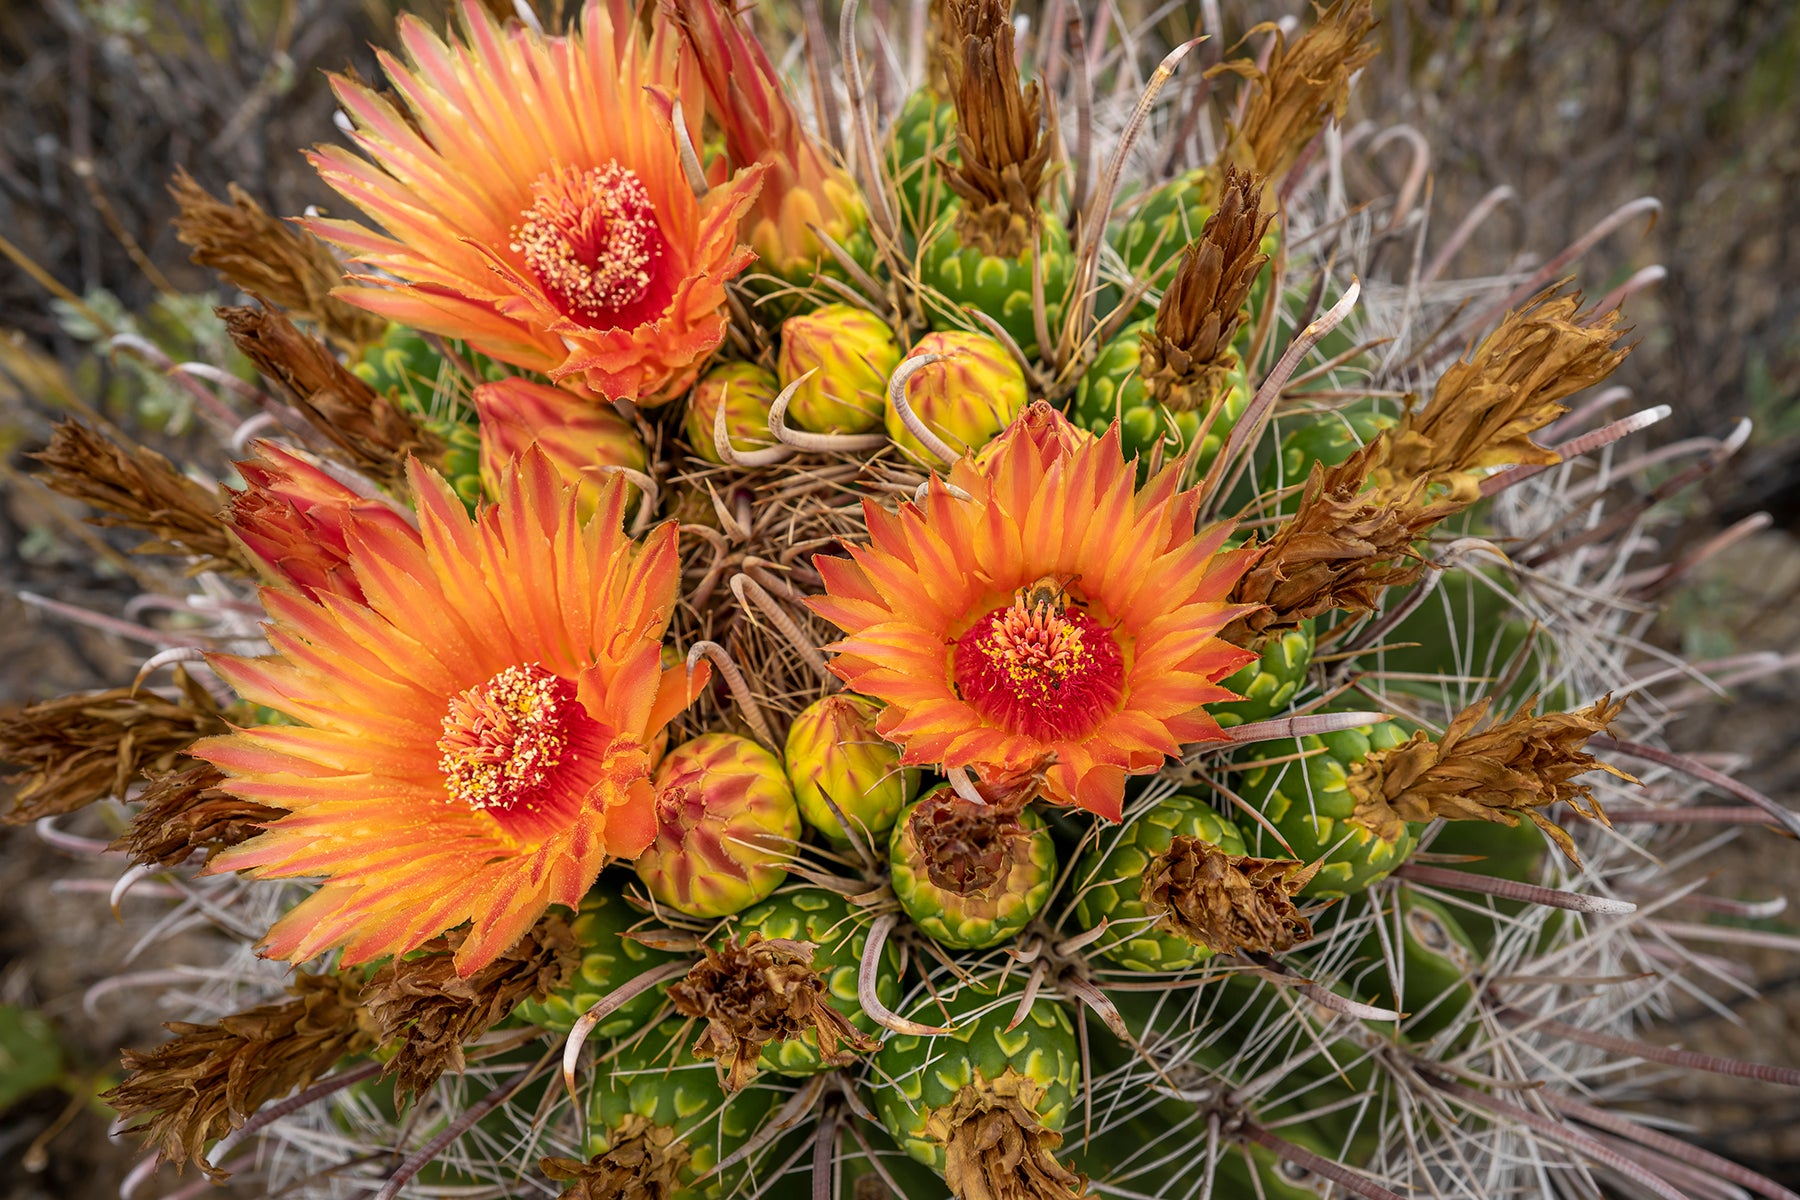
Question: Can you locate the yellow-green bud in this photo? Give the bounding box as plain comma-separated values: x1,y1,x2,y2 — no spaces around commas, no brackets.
782,693,918,844
685,361,778,464
777,304,900,434
886,331,1027,467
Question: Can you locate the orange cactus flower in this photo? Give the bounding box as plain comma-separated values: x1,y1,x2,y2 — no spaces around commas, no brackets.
808,404,1260,821
196,449,704,975
307,0,765,404
472,378,647,521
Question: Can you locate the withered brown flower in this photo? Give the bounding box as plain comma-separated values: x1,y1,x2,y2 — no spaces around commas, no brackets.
1346,694,1633,863
31,420,253,575
1142,836,1318,955
667,935,874,1092
1,669,228,824
939,0,1052,257
928,1069,1089,1200
909,785,1034,895
220,303,443,491
541,1114,690,1200
111,760,280,867
106,971,379,1180
169,169,382,352
363,913,582,1098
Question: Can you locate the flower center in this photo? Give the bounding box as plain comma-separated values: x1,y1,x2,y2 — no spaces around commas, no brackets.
438,663,580,814
510,161,668,328
953,585,1125,741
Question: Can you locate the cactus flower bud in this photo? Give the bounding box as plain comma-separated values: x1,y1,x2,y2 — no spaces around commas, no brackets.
777,304,900,434
635,733,802,919
684,361,779,464
473,378,646,522
886,332,1027,467
782,693,917,844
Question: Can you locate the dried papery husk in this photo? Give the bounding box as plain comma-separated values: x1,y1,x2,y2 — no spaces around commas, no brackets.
928,1069,1089,1200
541,1114,689,1200
112,760,281,866
1142,836,1318,955
938,0,1052,257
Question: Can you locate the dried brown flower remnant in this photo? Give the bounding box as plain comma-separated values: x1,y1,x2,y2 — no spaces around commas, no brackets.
105,971,378,1180
1142,837,1318,955
32,420,253,574
170,169,382,351
221,303,444,490
1222,441,1436,644
363,914,581,1098
111,760,280,866
1,670,228,824
1215,0,1378,181
1141,167,1273,411
542,1115,690,1200
1371,287,1631,506
1346,694,1633,864
929,1070,1089,1200
667,935,874,1091
909,785,1031,894
939,0,1052,257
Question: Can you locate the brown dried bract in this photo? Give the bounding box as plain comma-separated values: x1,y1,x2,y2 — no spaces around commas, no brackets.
1141,166,1273,412
32,420,253,574
1142,836,1317,955
1214,0,1378,181
1371,286,1631,506
364,913,581,1097
1346,694,1634,864
1222,440,1436,644
940,0,1052,257
111,760,280,866
1,670,228,824
928,1069,1089,1200
105,971,378,1180
667,935,873,1091
170,169,382,351
541,1114,690,1200
221,304,443,490
909,785,1031,895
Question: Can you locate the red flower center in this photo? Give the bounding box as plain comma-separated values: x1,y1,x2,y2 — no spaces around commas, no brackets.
954,589,1125,741
511,161,672,329
438,663,584,816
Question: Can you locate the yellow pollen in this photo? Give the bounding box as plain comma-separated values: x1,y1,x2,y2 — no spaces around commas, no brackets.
510,162,659,321
437,663,571,812
983,593,1093,689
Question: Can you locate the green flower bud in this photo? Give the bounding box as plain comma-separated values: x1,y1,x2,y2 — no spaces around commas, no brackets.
776,304,900,434
782,693,917,844
684,361,778,464
886,331,1028,467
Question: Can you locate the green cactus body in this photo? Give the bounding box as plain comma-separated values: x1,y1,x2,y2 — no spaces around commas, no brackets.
1068,319,1251,480
1212,1123,1344,1199
731,888,898,1076
1423,816,1560,954
511,875,677,1037
889,790,1056,949
1235,721,1417,897
1073,794,1246,971
1380,567,1565,712
918,210,1071,359
1209,621,1317,728
887,90,957,242
872,981,1081,1175
1347,888,1480,1045
352,323,488,506
782,693,917,845
1109,169,1214,312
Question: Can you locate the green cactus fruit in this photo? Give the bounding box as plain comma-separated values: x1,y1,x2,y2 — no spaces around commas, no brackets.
887,90,958,241
581,1016,778,1198
918,209,1072,360
685,361,779,464
351,323,488,506
872,980,1082,1180
511,875,679,1037
782,693,917,845
1347,888,1480,1045
1209,621,1317,728
1073,794,1247,971
1068,319,1251,479
887,331,1029,467
635,733,802,919
1111,169,1215,307
1234,719,1417,898
777,304,900,434
730,888,899,1076
889,786,1056,949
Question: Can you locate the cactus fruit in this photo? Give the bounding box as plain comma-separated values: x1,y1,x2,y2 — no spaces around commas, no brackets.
512,874,678,1037
889,786,1057,949
1208,621,1317,728
685,361,779,464
782,693,917,845
776,304,900,434
887,331,1028,467
1068,318,1252,475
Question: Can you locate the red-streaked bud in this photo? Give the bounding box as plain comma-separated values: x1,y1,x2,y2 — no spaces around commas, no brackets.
887,331,1028,466
782,693,918,844
227,441,420,603
635,733,802,919
685,361,779,464
473,378,647,521
777,305,900,434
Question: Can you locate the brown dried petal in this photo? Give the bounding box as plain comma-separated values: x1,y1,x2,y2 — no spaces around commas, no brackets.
31,420,253,574
110,760,280,866
105,971,378,1180
909,786,1032,895
541,1114,690,1200
927,1069,1088,1200
940,0,1051,255
1346,694,1634,863
221,304,443,490
1,670,229,824
1141,836,1317,955
667,935,874,1092
364,913,582,1097
170,169,382,351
